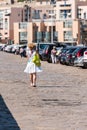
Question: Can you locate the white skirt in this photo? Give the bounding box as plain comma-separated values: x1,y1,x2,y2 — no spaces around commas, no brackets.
24,62,42,74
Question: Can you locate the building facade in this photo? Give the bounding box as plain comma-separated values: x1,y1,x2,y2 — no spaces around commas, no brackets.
0,0,87,45
0,5,31,44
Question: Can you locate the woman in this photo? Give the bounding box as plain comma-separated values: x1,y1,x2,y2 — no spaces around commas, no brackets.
24,43,42,87
51,46,57,64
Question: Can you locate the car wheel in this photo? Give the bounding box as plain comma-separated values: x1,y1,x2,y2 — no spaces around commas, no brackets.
47,57,52,63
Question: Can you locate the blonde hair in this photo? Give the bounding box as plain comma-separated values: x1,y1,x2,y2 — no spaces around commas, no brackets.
28,43,36,50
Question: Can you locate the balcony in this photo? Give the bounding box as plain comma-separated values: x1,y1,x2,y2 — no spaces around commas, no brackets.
43,18,56,26
32,19,42,22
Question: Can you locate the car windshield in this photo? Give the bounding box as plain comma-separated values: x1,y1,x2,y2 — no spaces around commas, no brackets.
72,47,82,55
43,45,49,51
61,48,69,53
66,47,77,54
39,44,47,50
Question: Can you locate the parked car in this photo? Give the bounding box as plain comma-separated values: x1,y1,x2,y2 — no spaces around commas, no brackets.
71,46,87,66
0,44,7,51
36,42,49,53
12,44,27,54
83,50,87,68
58,46,73,64
56,47,63,62
19,46,27,57
65,46,79,65
39,43,64,63
4,44,14,53
74,56,84,67
74,49,87,68
36,42,60,57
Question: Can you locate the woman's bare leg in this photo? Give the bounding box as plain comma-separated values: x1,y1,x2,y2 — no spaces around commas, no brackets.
30,74,33,86
33,73,37,87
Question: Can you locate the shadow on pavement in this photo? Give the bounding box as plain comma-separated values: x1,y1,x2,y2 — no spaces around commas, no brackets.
39,85,71,88
0,94,20,130
42,98,81,107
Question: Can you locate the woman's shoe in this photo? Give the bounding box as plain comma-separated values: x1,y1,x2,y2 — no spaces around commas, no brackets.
33,84,36,87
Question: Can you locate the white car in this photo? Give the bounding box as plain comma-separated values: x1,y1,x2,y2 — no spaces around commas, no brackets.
83,50,87,68
12,44,27,54
4,44,14,52
74,50,87,68
74,56,84,67
0,43,7,51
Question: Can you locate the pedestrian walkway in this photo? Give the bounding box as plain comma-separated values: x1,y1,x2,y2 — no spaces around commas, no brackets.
0,51,87,130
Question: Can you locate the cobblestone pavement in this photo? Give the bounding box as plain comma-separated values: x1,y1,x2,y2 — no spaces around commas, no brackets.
0,51,87,130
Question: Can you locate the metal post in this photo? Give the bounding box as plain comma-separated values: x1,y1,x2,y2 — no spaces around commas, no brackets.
51,6,53,44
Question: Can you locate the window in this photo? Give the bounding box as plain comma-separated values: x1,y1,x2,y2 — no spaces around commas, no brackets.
64,31,72,41
59,10,71,19
5,32,8,34
19,22,27,29
63,20,72,28
5,18,8,30
39,10,42,12
49,10,54,14
84,12,86,19
19,32,27,41
43,14,47,19
33,10,40,19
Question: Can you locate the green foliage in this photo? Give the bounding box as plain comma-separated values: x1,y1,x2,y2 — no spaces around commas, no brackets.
17,0,25,2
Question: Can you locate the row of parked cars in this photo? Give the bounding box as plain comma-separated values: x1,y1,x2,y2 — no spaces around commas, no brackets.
37,42,87,68
0,42,68,62
0,42,87,68
58,45,87,68
0,43,27,57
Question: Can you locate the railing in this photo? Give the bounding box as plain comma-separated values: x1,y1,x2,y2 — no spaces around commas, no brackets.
32,18,56,23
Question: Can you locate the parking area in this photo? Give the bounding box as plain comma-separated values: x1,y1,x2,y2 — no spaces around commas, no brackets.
1,43,87,68
0,51,87,130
